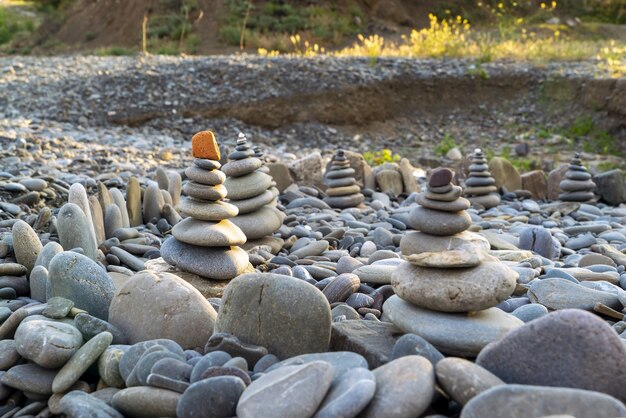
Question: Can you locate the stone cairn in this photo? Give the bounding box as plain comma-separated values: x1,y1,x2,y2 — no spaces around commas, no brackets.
161,130,249,280
383,167,520,356
223,133,284,244
463,148,500,209
559,153,596,202
323,149,365,209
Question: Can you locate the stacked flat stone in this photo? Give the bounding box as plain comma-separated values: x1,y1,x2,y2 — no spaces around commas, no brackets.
382,167,521,356
323,149,364,209
223,133,284,241
161,131,249,280
463,148,500,209
559,153,596,202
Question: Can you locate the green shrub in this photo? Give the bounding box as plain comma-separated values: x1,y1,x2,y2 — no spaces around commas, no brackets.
434,133,458,157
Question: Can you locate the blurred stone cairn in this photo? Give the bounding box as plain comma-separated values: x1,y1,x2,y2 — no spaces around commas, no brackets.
463,148,500,209
383,167,522,356
559,153,596,203
323,149,365,209
223,133,284,251
161,131,250,280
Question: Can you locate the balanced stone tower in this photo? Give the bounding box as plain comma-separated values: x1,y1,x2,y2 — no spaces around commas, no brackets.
559,153,596,202
463,148,500,209
223,133,284,244
382,167,522,356
161,131,249,280
323,149,364,209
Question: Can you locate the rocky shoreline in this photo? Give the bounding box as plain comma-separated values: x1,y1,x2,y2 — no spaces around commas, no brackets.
1,56,626,418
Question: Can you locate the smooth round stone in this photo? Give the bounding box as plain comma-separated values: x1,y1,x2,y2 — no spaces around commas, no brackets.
237,361,334,418
324,194,365,209
327,185,362,197
230,206,284,240
469,163,488,172
194,158,221,170
178,198,239,221
74,313,127,344
0,363,58,395
104,204,124,239
215,273,331,359
224,171,272,201
559,179,595,192
417,194,470,212
29,266,49,302
142,183,165,224
579,253,616,267
360,356,434,418
12,220,43,273
408,207,471,236
559,190,596,202
109,271,217,349
3,182,27,192
48,251,115,320
57,203,98,260
35,241,64,270
314,367,376,418
468,194,501,209
182,182,227,201
172,218,246,247
353,264,396,285
14,319,83,368
0,340,20,370
465,176,496,187
291,240,330,258
405,247,484,268
382,296,523,356
59,390,123,418
161,238,250,280
567,170,591,180
135,350,184,386
266,352,368,381
463,185,498,196
461,385,626,418
125,177,142,227
326,167,356,179
53,331,113,393
0,263,27,276
112,387,181,418
98,345,128,388
477,309,626,403
392,261,517,312
185,165,226,186
230,189,275,214
229,149,255,160
565,233,597,250
424,185,462,202
519,227,561,260
177,376,245,418
391,334,444,366
511,303,549,322
190,352,232,383
429,168,453,187
435,357,505,406
528,278,621,311
400,231,490,256
222,157,263,177
326,177,357,188
118,340,184,382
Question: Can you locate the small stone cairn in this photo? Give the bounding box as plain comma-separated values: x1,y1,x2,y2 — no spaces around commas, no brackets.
323,149,365,209
383,167,521,355
223,133,284,244
161,131,249,280
559,153,596,202
463,148,500,209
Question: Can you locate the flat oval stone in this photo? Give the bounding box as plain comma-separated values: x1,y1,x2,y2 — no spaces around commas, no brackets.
182,182,227,201
400,231,490,256
416,194,470,212
314,367,376,418
224,171,272,200
382,296,523,356
360,356,435,418
0,263,27,276
160,238,250,280
266,352,368,381
12,220,43,273
178,198,238,221
230,206,284,240
230,189,275,214
1,363,58,395
391,261,517,312
324,194,365,209
112,387,181,418
528,278,621,311
98,345,129,388
194,158,221,170
172,218,246,246
429,168,453,187
185,165,226,186
435,357,505,406
222,157,263,177
59,390,123,418
177,376,246,418
408,206,471,236
461,384,626,418
237,361,334,418
15,319,83,368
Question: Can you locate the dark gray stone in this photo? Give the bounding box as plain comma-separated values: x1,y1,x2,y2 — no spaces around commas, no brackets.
391,333,444,366
59,390,123,418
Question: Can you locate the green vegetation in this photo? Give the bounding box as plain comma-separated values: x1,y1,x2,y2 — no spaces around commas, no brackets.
221,0,363,50
94,46,135,56
0,1,39,51
434,133,459,157
363,149,401,166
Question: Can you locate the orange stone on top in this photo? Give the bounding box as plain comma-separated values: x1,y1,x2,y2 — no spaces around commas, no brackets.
192,131,220,161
